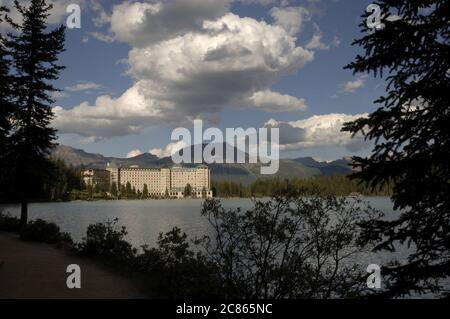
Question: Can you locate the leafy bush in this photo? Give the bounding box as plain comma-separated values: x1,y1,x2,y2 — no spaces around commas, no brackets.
200,194,381,298
0,212,72,245
0,212,20,232
75,219,220,297
76,218,137,266
135,227,220,298
21,219,73,245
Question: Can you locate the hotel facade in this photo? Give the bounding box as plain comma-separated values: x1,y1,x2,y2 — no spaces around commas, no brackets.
97,165,213,198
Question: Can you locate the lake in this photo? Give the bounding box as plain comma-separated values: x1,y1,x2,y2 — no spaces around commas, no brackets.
1,197,397,249
0,197,403,265
3,197,447,297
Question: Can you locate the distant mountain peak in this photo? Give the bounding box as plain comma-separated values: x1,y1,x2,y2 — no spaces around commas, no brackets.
128,152,159,161
51,144,353,183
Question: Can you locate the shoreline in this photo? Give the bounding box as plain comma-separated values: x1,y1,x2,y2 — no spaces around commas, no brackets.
0,195,391,206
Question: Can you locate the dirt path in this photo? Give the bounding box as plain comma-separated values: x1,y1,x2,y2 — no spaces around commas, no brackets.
0,232,146,299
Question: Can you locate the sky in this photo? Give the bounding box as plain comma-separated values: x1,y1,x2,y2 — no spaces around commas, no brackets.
1,0,386,161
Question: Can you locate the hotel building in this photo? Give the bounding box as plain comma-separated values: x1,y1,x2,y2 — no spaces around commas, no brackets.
95,165,213,198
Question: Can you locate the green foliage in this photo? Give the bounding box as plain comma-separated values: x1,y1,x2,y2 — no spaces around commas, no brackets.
75,220,219,298
120,184,126,198
212,175,393,198
142,184,149,199
0,6,13,203
72,194,379,298
68,189,92,201
0,212,21,232
184,183,192,197
21,219,72,245
1,0,66,226
115,182,141,200
343,0,450,297
125,182,132,197
40,158,83,202
110,182,118,197
76,218,137,266
200,195,380,298
135,228,220,298
1,158,83,203
86,184,94,200
0,212,72,245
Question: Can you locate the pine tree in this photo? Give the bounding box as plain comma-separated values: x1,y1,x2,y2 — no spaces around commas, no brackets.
120,184,126,198
110,181,118,198
343,0,449,297
86,184,93,200
125,182,132,198
143,184,149,199
184,183,192,198
6,0,65,227
94,183,101,194
0,6,12,201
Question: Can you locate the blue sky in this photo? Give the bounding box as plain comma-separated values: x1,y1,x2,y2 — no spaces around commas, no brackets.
6,0,385,161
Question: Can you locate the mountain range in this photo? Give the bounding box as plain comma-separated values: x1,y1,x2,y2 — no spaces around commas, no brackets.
52,144,354,184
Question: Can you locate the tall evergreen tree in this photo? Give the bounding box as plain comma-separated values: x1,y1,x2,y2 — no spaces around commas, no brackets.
0,6,12,202
110,181,118,198
6,0,65,227
343,0,449,297
184,184,192,198
143,184,149,199
125,182,132,198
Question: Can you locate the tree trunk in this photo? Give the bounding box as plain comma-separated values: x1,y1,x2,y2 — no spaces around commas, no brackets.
20,200,28,230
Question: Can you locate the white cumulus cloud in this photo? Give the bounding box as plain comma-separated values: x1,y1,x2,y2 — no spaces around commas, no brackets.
66,81,104,92
270,6,311,36
247,90,307,112
54,11,314,140
342,76,366,93
150,141,188,159
264,113,370,151
109,0,230,47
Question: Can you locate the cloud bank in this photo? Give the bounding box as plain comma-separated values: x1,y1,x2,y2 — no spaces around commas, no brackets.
264,113,370,152
53,1,319,140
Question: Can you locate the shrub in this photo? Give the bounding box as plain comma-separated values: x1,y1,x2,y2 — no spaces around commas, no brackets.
0,212,20,232
200,194,381,299
75,219,219,298
21,219,73,245
135,227,220,298
76,218,137,266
